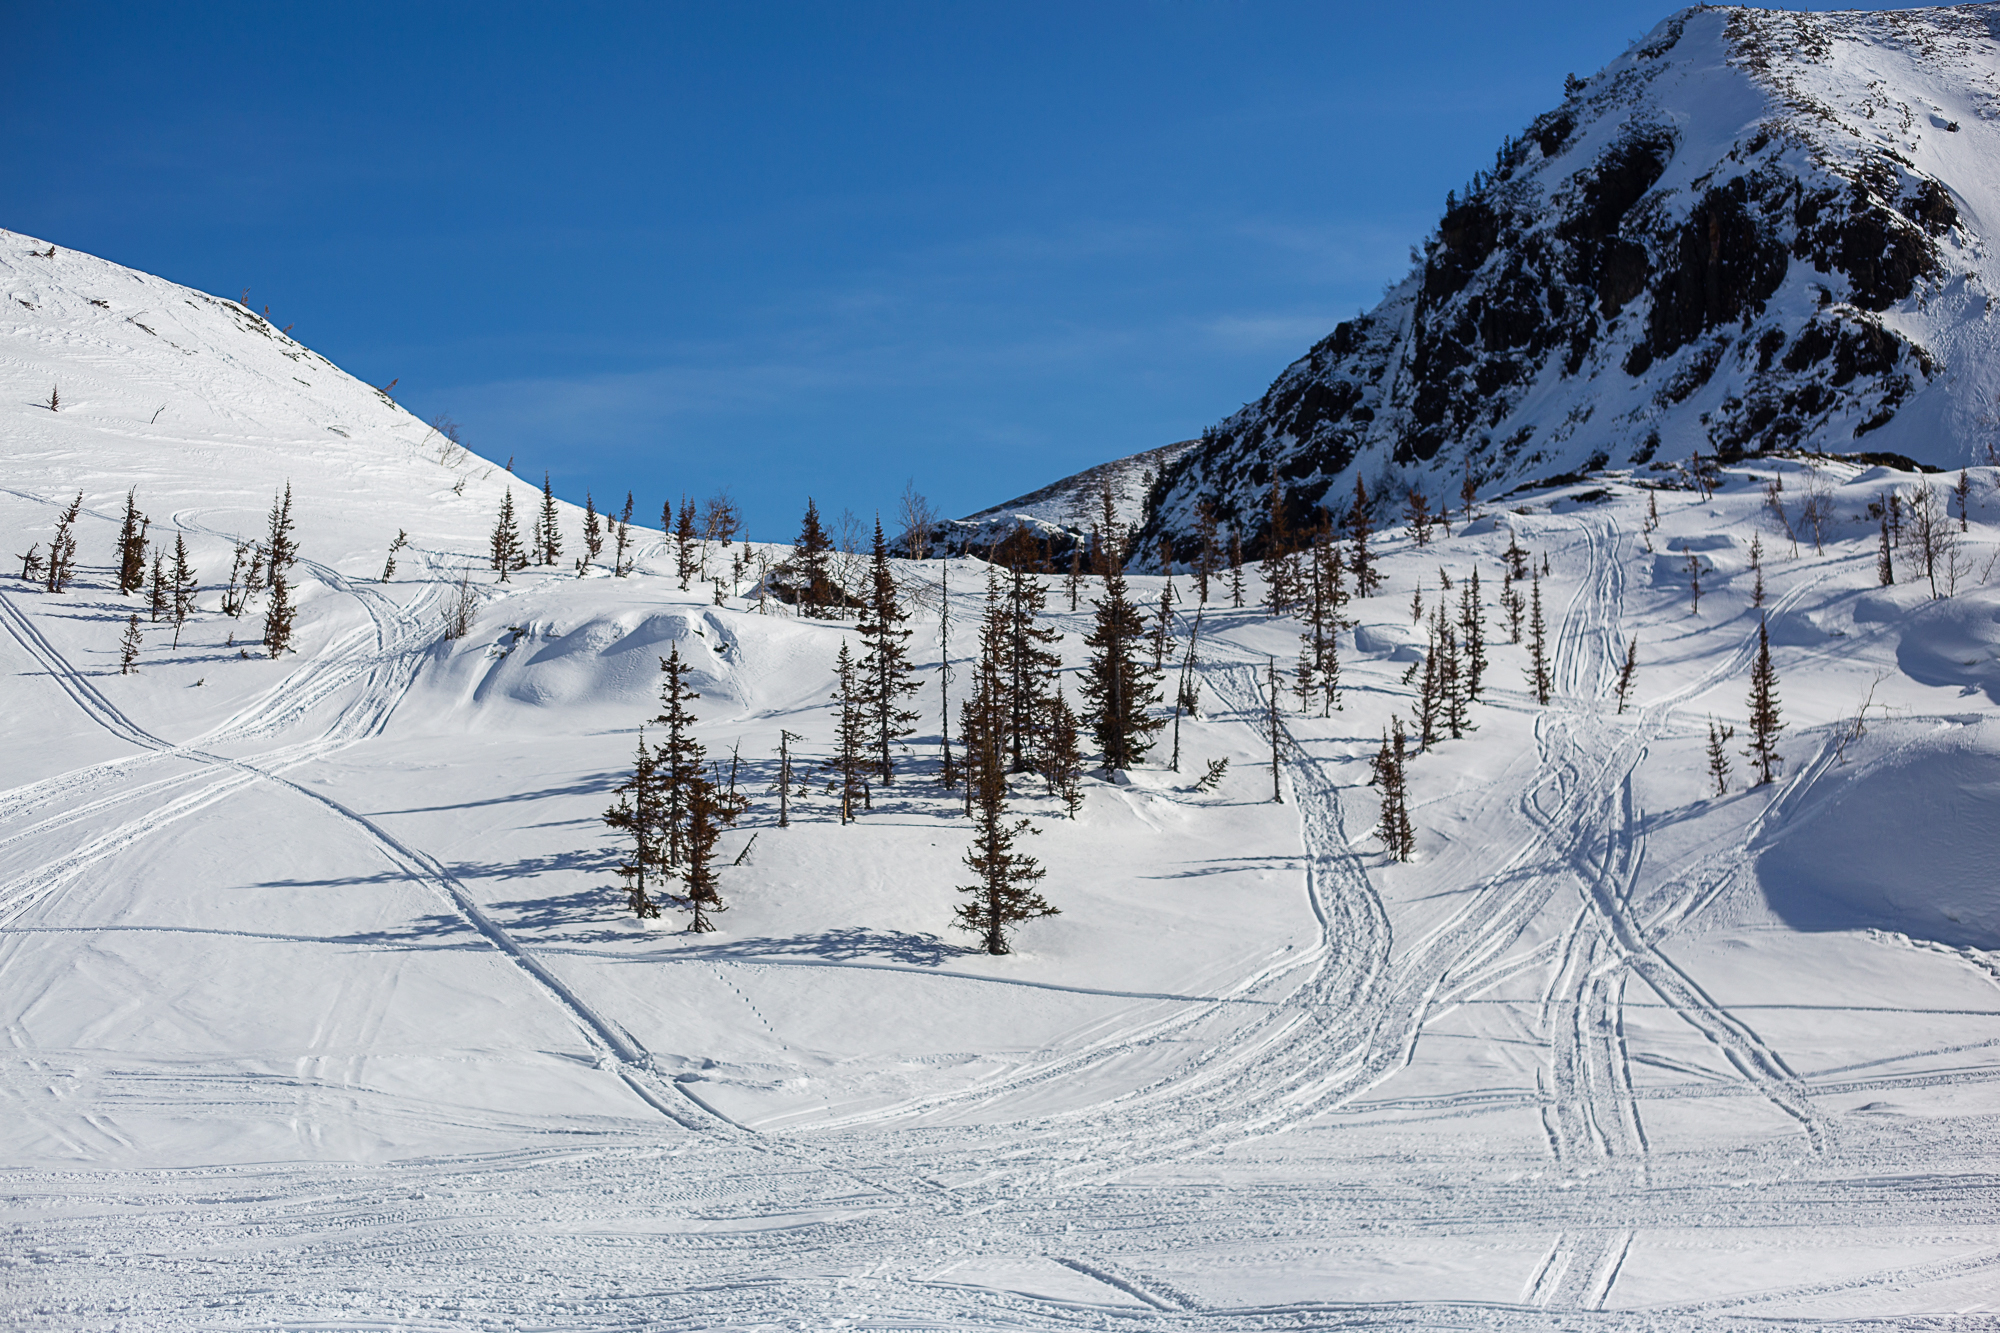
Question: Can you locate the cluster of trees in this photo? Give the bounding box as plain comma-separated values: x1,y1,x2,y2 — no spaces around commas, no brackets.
601,644,751,931
494,484,750,593
17,483,302,669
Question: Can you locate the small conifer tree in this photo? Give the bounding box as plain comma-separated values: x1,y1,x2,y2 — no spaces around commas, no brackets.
1615,636,1639,714
381,529,409,582
170,534,197,648
1526,574,1551,704
1042,685,1085,817
823,641,869,822
1744,618,1784,785
954,634,1055,954
491,491,524,580
536,473,563,566
858,520,921,782
1348,476,1381,595
613,492,635,577
674,495,700,590
1371,718,1415,860
262,567,295,656
603,730,664,919
147,552,168,622
1750,534,1766,605
119,613,143,674
46,493,82,594
1080,484,1163,771
1706,718,1734,796
793,498,837,616
116,489,149,595
1458,569,1486,699
582,494,604,565
1228,528,1246,608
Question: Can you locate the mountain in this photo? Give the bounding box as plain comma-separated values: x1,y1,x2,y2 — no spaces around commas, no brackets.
1128,3,2000,560
934,438,1198,556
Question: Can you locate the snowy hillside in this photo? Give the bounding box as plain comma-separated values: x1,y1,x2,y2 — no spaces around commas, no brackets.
938,437,1198,556
1135,3,2000,561
7,219,2000,1326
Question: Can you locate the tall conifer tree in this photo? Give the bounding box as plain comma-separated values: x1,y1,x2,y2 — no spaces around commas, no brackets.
857,520,921,782
1080,485,1163,770
1745,618,1784,785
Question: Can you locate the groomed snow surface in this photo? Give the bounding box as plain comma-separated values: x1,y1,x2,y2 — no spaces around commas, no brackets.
6,236,2000,1329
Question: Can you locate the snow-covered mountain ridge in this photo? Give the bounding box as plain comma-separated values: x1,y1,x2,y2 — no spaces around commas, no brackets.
1131,3,2000,560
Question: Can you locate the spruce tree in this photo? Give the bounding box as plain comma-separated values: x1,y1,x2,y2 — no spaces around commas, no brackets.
46,493,81,594
1228,527,1246,608
1750,533,1766,605
1372,719,1415,860
954,624,1055,955
1877,514,1895,586
793,498,837,616
491,491,524,580
170,534,197,648
1415,617,1443,749
1065,541,1083,612
262,566,295,656
1151,563,1176,673
1503,531,1530,581
1297,521,1343,715
1042,684,1085,817
613,492,635,577
1405,486,1432,546
265,484,298,578
823,641,869,822
119,613,142,674
1261,479,1298,615
1080,487,1163,771
857,519,921,782
1744,618,1784,785
1458,569,1486,699
1526,574,1551,704
1194,500,1220,605
116,489,148,595
674,495,700,590
1706,718,1734,797
1615,635,1639,714
652,644,706,866
147,552,168,622
603,730,664,918
1348,476,1382,596
17,544,45,583
582,494,604,566
536,473,563,566
1435,605,1470,740
997,561,1061,774
381,529,408,582
1686,550,1703,615
1266,655,1285,803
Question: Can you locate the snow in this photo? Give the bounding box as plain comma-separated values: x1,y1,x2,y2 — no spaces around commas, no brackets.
6,215,2000,1324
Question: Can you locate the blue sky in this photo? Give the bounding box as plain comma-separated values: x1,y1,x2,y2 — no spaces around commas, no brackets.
8,2,1920,538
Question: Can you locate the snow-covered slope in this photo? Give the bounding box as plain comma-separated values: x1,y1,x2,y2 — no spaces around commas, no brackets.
1138,3,2000,560
936,438,1197,556
7,229,2000,1323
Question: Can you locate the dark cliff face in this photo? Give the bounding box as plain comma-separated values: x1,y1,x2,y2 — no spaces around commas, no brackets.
1132,5,1981,562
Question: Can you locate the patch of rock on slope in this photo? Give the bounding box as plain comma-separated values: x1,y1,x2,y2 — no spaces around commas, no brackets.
1128,3,2000,562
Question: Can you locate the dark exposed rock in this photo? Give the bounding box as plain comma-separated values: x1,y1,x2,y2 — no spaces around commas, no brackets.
1069,6,1988,565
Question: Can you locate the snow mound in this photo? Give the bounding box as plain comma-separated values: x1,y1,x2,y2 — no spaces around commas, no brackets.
1758,728,2000,947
